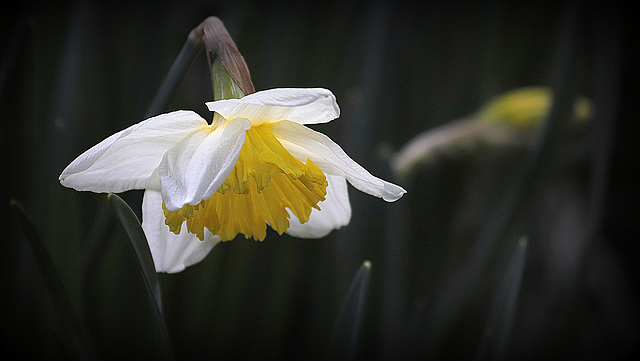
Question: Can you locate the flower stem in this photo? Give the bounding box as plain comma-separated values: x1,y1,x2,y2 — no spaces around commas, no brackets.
145,33,203,118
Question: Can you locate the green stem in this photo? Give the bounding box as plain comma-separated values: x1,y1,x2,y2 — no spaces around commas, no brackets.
145,35,203,118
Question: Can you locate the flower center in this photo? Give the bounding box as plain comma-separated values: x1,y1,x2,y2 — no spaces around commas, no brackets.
163,124,327,241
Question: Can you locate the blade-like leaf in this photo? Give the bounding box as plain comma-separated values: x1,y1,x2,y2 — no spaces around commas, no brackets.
327,260,372,361
10,199,98,361
107,193,162,307
475,237,528,361
107,193,173,361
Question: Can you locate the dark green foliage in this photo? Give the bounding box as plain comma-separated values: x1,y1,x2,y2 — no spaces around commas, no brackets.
2,1,637,361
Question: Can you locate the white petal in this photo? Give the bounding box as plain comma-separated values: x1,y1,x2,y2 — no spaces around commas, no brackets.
271,121,406,202
159,117,251,211
59,111,208,193
141,189,220,273
205,88,339,125
286,174,351,238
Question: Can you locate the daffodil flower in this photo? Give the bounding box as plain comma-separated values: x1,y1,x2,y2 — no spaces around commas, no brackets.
60,88,406,273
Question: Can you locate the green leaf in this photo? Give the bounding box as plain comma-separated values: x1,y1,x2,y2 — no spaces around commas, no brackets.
10,199,98,361
107,193,173,361
327,260,372,361
475,237,528,361
107,194,162,307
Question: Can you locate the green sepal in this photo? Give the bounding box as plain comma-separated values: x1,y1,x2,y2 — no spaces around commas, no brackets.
211,59,245,100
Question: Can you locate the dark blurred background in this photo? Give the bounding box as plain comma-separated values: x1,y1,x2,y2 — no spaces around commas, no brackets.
2,0,638,360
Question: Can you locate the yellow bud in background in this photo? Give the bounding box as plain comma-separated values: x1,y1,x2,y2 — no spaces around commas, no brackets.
477,87,551,129
477,87,592,129
391,86,593,178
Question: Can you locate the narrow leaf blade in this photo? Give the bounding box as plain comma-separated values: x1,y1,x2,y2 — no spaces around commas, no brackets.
475,236,528,361
107,193,173,360
327,260,372,361
10,199,97,361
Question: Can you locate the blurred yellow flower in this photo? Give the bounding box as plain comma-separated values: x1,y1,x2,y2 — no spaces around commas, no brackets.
477,87,591,129
391,87,591,177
